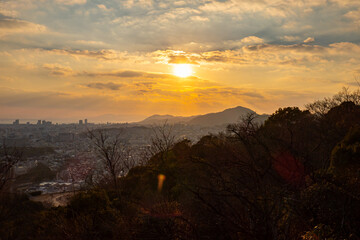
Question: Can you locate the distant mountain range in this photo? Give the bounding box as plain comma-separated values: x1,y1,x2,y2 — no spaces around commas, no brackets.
0,106,268,126
136,106,269,127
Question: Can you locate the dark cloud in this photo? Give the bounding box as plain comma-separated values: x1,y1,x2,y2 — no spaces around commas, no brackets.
85,82,123,90
244,43,326,53
0,16,46,35
0,18,29,29
42,48,127,61
110,71,143,78
133,81,156,89
80,70,177,79
80,70,142,78
2,0,360,52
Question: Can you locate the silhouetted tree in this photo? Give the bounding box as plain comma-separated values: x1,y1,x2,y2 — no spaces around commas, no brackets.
0,142,24,193
306,87,360,115
88,129,133,189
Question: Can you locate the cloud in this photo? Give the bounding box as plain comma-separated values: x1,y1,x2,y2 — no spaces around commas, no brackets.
151,41,360,73
0,18,47,36
152,50,201,65
344,9,360,23
153,44,326,67
43,48,128,61
133,81,156,89
0,0,358,53
328,42,360,53
195,87,265,99
85,82,124,90
0,0,359,122
1,0,360,50
79,70,177,79
281,35,301,42
97,4,110,11
221,36,265,49
167,55,199,64
80,70,142,78
55,0,87,5
239,36,264,45
189,16,209,22
303,37,315,43
73,40,107,47
43,63,73,76
0,9,18,18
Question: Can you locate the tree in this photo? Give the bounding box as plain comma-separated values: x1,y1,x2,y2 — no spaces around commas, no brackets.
306,87,360,115
0,142,24,193
88,129,133,189
150,122,176,156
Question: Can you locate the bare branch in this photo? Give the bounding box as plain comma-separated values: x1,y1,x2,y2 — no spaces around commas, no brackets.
0,141,24,193
87,129,132,189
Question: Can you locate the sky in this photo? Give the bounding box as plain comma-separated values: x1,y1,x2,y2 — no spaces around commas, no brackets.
0,0,360,122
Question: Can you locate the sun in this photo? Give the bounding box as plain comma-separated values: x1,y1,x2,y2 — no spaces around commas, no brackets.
173,64,192,78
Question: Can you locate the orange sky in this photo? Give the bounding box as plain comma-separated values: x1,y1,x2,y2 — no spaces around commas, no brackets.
1,0,360,122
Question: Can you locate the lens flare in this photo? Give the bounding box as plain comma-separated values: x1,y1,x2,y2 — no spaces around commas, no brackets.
157,174,166,192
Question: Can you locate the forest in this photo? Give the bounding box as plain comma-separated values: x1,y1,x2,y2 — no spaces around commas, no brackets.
1,88,360,240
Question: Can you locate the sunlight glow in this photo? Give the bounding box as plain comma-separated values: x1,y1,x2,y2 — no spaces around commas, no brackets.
173,64,192,78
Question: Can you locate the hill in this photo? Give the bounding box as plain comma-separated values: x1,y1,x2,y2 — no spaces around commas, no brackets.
137,106,269,127
188,106,267,126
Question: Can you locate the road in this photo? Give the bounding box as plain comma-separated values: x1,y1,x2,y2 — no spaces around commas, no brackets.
30,191,78,207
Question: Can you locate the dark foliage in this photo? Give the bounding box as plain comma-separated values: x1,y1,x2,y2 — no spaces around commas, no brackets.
1,93,360,239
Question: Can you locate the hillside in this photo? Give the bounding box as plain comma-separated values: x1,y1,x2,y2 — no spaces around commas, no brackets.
188,106,266,126
137,106,269,126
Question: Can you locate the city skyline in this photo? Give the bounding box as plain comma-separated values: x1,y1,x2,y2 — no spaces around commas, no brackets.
1,0,360,121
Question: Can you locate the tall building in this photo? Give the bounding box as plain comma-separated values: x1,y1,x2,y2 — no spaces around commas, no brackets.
85,119,88,125
37,120,41,125
79,120,83,125
13,119,19,125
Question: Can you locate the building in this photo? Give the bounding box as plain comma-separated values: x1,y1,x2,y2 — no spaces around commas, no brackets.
57,132,74,142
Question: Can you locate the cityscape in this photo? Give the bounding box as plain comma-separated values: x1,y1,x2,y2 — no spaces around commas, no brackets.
1,106,248,204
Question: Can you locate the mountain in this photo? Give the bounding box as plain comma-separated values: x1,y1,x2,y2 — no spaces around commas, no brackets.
188,106,258,126
136,106,269,127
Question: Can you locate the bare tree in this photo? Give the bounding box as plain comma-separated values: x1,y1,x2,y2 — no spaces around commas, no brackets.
0,142,23,193
139,122,177,165
88,129,133,189
227,112,259,141
150,122,176,155
353,73,360,87
306,87,360,115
